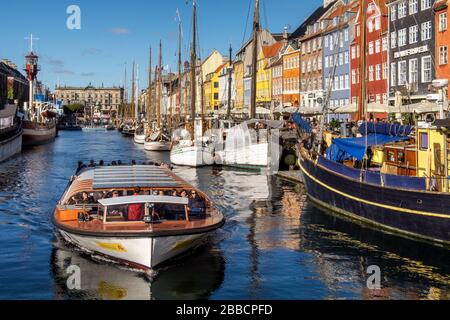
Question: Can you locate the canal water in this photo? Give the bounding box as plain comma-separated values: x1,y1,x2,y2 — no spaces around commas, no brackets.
0,131,449,300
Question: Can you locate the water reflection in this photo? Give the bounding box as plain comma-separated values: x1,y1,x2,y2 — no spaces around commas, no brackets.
0,131,448,299
51,237,225,300
300,205,450,300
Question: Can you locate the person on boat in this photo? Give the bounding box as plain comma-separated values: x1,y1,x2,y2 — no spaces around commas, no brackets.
111,161,117,166
118,160,123,166
189,190,205,216
99,160,105,166
76,161,87,174
112,191,120,198
180,190,188,198
80,192,94,204
88,160,96,168
128,188,144,221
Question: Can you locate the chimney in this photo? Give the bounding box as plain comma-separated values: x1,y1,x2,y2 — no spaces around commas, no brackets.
324,0,334,7
283,26,289,43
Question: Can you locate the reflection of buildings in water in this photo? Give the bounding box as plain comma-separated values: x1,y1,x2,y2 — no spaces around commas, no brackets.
51,240,225,300
252,184,307,252
301,206,450,300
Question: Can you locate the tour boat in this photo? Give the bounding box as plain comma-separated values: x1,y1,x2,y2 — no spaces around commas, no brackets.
53,164,225,270
0,104,23,163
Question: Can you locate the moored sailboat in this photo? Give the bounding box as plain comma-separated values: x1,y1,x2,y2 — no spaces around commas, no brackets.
296,1,450,247
219,0,281,172
170,0,214,167
144,41,171,151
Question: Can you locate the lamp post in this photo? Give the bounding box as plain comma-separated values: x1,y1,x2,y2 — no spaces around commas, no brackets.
432,79,449,120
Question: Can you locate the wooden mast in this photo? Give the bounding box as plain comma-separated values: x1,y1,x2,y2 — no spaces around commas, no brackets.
227,44,233,118
250,0,260,119
131,61,135,120
189,0,197,140
169,69,173,129
358,0,367,121
157,40,162,128
147,47,152,125
178,19,183,123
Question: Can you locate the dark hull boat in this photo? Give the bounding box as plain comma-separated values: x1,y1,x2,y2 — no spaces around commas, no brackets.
22,120,57,147
0,105,23,162
299,154,450,246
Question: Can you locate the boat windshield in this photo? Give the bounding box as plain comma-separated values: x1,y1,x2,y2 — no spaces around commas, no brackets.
105,202,188,223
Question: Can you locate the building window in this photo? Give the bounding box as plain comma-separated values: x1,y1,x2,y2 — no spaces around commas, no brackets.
391,4,397,21
375,40,381,53
421,0,432,11
345,51,349,64
419,132,428,150
382,37,388,51
369,65,374,81
344,74,349,89
375,17,381,31
398,28,407,47
352,46,356,59
391,62,397,87
409,59,419,91
421,21,432,41
352,69,356,84
391,32,397,48
409,0,418,14
409,25,418,44
440,13,447,32
421,56,432,82
376,64,381,81
398,61,407,85
440,46,448,65
383,62,388,80
398,2,407,18
369,41,374,54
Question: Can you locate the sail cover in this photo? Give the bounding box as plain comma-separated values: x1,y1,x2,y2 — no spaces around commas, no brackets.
292,113,312,133
326,134,411,162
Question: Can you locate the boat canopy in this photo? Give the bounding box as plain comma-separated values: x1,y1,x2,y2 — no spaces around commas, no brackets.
92,166,181,189
98,195,188,207
327,122,412,162
358,122,413,136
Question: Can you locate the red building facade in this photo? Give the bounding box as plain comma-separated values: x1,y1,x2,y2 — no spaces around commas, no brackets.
350,0,389,120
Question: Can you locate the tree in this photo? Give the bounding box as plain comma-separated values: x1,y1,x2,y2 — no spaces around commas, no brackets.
63,103,84,114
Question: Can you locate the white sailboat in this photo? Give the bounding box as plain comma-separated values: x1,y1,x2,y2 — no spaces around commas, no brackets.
170,0,214,167
218,0,281,173
144,40,171,151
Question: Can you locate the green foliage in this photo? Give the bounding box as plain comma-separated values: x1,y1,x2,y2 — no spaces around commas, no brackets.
63,103,85,114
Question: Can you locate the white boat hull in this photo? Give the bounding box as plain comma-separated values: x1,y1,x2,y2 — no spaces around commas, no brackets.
221,143,271,167
144,141,171,151
170,144,214,167
134,134,146,144
59,230,206,269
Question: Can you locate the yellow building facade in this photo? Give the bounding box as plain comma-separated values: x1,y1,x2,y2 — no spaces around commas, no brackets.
234,61,244,109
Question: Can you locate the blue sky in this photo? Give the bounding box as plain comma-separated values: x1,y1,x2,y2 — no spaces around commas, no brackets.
1,0,322,90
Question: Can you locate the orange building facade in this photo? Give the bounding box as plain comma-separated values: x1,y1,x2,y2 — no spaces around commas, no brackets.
282,43,301,106
435,0,450,97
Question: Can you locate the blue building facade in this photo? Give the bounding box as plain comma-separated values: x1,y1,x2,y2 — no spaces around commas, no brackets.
322,14,354,111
